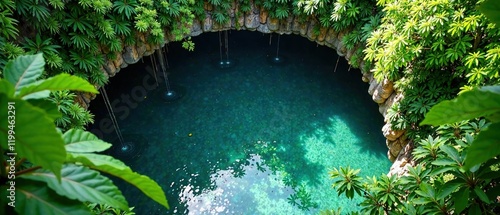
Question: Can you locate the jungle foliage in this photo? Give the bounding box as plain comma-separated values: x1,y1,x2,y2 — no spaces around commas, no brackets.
0,54,168,214
329,85,500,214
365,0,500,139
326,0,500,214
0,0,198,77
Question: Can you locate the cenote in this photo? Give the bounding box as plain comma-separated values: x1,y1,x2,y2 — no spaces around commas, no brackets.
89,31,391,214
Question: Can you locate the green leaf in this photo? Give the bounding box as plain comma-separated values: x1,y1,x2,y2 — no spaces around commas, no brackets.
4,53,45,94
63,129,111,153
430,166,456,176
473,187,490,204
431,158,457,166
66,153,169,209
0,95,65,179
96,166,169,210
479,0,500,27
0,79,15,97
19,164,129,211
464,122,500,169
418,182,435,199
67,153,128,169
453,187,469,214
412,197,432,205
17,73,98,98
487,112,500,122
28,99,62,120
437,183,460,199
378,207,384,215
439,145,461,164
420,86,500,126
22,90,51,100
469,204,481,215
15,179,91,215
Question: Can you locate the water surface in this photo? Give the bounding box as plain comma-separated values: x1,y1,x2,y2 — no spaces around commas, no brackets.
90,31,391,214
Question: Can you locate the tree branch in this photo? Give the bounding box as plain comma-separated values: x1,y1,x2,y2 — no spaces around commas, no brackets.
15,166,41,176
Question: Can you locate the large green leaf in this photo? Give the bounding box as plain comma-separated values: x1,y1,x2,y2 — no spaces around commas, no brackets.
411,197,432,205
431,158,456,166
421,86,500,126
416,182,435,199
0,79,15,97
22,90,50,100
439,145,462,164
464,122,500,169
0,95,65,179
67,153,169,209
67,153,127,170
453,187,470,214
19,164,129,211
480,0,500,27
430,166,456,176
469,204,482,215
18,73,98,98
93,164,169,209
15,179,91,215
487,112,500,122
437,183,461,200
474,187,490,204
3,53,45,94
63,129,111,153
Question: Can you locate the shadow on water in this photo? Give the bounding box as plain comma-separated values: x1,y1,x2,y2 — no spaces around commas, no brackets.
88,31,390,214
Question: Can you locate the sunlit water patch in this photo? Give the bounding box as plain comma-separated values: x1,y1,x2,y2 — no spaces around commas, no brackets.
177,154,298,214
90,31,391,214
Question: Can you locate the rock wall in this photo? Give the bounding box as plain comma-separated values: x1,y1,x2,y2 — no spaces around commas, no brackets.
79,0,410,166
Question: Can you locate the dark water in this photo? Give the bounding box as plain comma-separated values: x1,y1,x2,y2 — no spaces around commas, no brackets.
89,31,391,214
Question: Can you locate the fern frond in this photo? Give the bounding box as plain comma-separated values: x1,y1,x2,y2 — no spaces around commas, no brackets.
96,18,116,39
0,9,19,39
79,0,112,14
109,15,131,36
275,6,289,19
69,32,92,49
113,0,137,19
89,69,109,86
14,0,31,17
30,3,51,22
45,52,63,69
70,50,98,72
64,13,93,33
48,0,65,9
167,2,181,17
23,35,61,67
208,0,222,6
213,12,227,24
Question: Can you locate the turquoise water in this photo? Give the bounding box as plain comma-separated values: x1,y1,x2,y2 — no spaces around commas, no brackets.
89,31,391,214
